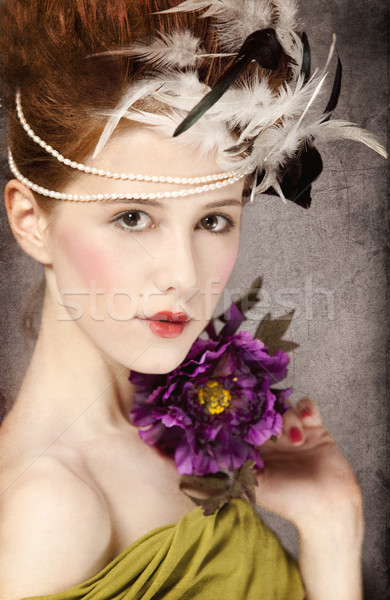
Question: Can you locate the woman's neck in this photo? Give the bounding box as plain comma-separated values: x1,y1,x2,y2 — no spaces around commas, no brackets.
10,283,137,443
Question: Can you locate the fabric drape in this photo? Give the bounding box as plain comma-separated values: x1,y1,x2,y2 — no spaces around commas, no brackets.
22,498,305,600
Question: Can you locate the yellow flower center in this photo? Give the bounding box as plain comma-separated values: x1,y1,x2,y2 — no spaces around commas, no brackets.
197,380,232,415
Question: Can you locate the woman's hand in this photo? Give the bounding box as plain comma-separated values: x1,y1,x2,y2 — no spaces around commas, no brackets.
256,398,364,600
256,397,362,529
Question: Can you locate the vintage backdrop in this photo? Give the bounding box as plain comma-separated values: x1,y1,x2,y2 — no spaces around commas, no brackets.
0,0,388,597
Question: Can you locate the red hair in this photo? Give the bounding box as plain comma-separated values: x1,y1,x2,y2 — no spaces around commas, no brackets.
0,0,291,213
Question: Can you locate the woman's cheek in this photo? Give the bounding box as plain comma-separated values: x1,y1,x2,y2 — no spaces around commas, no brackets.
199,245,239,319
212,240,240,291
218,250,239,287
51,225,123,290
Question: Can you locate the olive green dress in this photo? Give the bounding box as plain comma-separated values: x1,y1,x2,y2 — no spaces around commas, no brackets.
22,498,305,600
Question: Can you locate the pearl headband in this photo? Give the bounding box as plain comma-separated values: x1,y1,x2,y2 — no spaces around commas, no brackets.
15,90,240,186
8,150,249,202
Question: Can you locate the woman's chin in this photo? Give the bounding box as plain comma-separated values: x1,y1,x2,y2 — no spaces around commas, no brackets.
126,343,193,376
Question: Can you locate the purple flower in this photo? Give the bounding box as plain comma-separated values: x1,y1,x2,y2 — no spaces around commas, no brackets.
130,306,292,476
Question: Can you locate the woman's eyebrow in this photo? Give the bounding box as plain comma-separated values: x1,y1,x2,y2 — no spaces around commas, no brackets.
101,198,242,209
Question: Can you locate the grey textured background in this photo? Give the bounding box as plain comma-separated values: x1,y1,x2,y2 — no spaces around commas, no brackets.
0,1,388,598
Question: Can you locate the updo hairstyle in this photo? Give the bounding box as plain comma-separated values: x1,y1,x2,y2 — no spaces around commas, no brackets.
0,0,293,216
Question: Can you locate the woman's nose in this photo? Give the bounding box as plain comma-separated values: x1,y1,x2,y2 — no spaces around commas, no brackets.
153,232,198,296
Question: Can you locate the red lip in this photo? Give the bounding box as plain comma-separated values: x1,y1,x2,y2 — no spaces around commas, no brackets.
140,311,190,339
149,311,190,323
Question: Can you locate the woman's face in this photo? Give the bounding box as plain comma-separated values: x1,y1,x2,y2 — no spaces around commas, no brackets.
42,128,244,373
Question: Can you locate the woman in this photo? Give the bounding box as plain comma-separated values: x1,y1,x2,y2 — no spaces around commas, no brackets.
0,1,386,598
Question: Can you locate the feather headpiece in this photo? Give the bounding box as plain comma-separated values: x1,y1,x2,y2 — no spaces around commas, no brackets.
88,0,386,208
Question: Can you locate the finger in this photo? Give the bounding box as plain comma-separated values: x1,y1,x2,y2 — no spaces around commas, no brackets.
281,406,305,446
296,397,323,428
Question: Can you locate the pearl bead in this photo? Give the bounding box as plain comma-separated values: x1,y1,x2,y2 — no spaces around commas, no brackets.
8,148,248,205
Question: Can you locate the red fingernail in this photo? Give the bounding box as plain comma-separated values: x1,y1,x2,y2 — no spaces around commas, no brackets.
289,427,303,443
300,407,312,418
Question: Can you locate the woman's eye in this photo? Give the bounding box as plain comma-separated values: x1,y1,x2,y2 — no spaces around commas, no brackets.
198,214,234,234
113,210,153,232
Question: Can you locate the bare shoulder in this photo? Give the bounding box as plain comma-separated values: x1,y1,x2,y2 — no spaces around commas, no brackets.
0,455,112,599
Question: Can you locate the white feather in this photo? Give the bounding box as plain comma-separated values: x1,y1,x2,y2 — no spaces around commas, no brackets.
89,33,233,68
276,29,302,65
216,0,300,55
96,105,238,164
318,33,337,81
106,31,204,69
158,0,272,50
195,75,274,127
200,68,319,137
302,120,387,158
156,0,215,14
273,0,299,30
152,71,211,112
93,79,162,158
272,180,288,203
158,0,300,55
294,72,327,129
212,0,274,51
234,72,322,143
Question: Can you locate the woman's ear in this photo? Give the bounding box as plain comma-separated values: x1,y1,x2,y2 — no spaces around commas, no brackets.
4,180,53,265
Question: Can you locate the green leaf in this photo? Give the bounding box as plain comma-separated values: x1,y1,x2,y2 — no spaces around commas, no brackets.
233,460,258,505
217,277,264,322
254,310,299,354
179,461,258,516
180,472,232,495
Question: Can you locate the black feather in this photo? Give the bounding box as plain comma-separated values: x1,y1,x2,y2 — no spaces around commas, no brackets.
256,144,323,208
300,32,311,85
174,54,253,137
174,29,282,137
322,54,342,121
